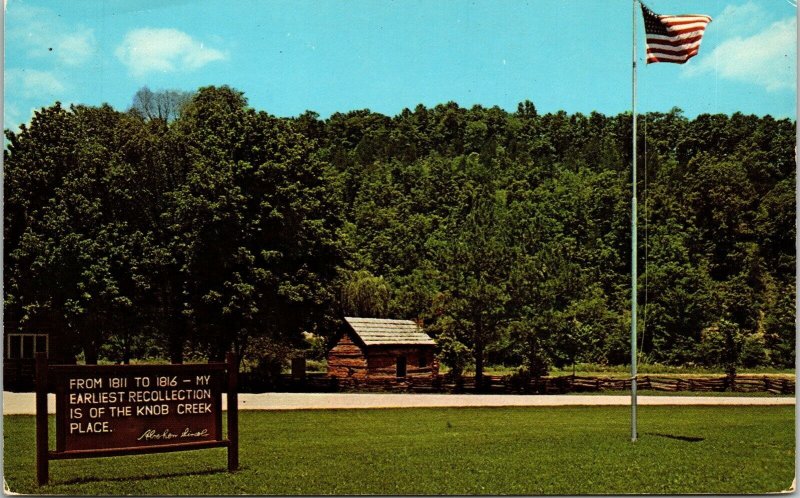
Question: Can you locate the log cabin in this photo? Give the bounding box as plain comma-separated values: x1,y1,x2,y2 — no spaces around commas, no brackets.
327,317,439,379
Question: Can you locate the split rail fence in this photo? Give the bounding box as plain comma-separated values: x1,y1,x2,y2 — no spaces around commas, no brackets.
240,372,795,395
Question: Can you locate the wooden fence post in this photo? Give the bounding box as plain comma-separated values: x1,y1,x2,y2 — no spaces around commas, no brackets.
226,352,239,471
291,357,306,381
35,352,49,486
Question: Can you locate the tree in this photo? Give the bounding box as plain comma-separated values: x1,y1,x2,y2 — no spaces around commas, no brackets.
5,104,156,362
341,270,391,317
432,170,512,384
515,100,538,119
5,90,794,372
130,86,194,123
697,318,766,375
506,244,583,375
433,323,471,377
166,86,343,360
762,280,795,368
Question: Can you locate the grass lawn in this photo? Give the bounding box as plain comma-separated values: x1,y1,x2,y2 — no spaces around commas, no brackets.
4,406,794,495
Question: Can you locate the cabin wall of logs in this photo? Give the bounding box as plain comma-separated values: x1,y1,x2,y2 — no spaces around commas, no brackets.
366,348,439,377
326,335,369,379
326,334,439,379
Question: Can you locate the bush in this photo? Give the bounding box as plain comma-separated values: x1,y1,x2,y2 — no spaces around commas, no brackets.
99,330,163,364
740,332,767,368
506,368,547,393
306,359,328,372
242,336,294,388
436,328,471,377
699,319,767,374
301,332,328,361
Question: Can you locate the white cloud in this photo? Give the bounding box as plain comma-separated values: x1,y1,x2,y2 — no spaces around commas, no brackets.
3,68,69,129
115,28,227,78
685,17,796,92
4,103,24,132
6,4,96,66
712,2,769,38
5,69,67,99
57,31,97,66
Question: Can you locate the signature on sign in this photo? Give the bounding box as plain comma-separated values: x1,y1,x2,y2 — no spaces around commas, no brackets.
136,428,210,441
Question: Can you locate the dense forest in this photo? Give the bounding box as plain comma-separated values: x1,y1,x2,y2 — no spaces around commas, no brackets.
4,86,795,378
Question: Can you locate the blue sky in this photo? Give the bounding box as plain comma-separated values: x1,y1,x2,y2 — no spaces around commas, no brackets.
4,0,796,129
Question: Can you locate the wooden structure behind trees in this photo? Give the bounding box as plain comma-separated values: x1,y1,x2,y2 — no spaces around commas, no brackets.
327,317,438,379
3,314,74,391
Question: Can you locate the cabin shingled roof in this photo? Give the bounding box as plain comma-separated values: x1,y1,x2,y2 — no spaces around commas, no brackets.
343,317,435,346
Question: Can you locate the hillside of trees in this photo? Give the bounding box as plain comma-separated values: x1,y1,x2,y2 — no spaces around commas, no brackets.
4,86,795,377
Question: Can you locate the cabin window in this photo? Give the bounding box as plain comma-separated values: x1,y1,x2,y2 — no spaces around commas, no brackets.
6,334,48,359
396,356,407,377
418,354,428,368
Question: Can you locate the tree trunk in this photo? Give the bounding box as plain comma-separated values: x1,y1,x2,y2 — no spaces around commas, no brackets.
169,342,184,363
234,334,248,365
123,330,131,365
474,342,484,389
474,317,487,390
168,316,185,364
211,332,228,362
527,338,537,374
169,337,184,363
164,277,185,364
84,344,99,365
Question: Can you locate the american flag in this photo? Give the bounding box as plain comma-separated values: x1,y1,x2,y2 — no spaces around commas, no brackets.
641,3,712,64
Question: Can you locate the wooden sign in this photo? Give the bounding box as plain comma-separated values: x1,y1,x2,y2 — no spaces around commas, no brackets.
35,352,239,485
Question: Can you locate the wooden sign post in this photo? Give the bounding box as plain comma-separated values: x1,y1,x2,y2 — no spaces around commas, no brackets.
35,352,239,486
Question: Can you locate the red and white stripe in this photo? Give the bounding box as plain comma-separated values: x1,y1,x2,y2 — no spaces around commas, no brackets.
646,15,712,64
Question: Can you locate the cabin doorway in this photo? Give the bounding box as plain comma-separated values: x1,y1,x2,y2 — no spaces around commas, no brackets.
396,356,407,377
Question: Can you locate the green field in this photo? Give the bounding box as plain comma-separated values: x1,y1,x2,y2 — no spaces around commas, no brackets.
4,406,794,495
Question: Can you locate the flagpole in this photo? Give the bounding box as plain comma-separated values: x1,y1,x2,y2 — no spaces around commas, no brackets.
631,0,639,443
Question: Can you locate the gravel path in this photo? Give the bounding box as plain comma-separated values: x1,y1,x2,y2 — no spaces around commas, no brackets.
3,391,794,415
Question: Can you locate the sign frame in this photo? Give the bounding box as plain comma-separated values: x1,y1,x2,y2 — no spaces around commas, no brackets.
35,352,239,485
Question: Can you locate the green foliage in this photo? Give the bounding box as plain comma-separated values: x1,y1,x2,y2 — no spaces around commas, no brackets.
340,270,391,317
3,90,794,370
431,174,514,381
433,324,472,376
301,332,328,361
240,335,296,387
762,281,796,368
698,319,768,374
326,106,794,371
99,330,162,364
5,88,343,364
